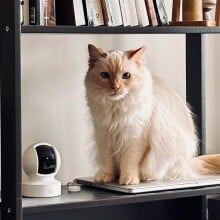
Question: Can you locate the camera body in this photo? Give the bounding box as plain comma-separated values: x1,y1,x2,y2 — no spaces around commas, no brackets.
22,143,61,197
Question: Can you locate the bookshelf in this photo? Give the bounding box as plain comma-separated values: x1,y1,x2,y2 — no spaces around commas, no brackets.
1,1,220,220
21,25,220,33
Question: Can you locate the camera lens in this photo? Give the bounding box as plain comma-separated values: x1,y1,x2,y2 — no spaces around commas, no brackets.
36,145,56,174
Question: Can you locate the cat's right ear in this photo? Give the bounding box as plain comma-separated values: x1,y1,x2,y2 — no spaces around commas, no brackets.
88,44,107,67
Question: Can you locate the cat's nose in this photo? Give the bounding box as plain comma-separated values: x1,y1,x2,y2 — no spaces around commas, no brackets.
111,84,121,91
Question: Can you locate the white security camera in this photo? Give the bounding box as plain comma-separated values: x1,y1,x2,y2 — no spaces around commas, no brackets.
22,143,61,197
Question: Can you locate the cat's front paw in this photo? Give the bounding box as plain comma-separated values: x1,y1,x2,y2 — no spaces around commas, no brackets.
119,174,140,185
94,171,115,183
140,171,155,182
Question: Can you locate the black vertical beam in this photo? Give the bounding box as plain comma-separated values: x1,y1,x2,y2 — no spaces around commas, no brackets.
186,34,206,220
0,0,22,220
186,33,205,155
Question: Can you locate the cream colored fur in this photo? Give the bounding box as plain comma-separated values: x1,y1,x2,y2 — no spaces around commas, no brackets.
85,44,220,185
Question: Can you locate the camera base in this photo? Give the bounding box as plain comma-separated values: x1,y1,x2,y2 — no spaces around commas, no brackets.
22,178,61,197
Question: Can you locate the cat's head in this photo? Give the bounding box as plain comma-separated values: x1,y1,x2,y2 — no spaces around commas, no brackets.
85,44,147,101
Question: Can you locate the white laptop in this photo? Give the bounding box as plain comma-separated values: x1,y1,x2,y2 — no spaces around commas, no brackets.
75,175,220,194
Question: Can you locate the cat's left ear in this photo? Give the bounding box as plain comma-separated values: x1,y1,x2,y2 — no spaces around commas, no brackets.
126,46,146,62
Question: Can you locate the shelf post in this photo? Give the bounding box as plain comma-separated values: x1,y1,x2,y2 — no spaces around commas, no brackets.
186,33,206,220
0,0,22,220
186,33,205,155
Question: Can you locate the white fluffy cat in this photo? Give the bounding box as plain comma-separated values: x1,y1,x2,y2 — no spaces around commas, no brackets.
85,44,220,185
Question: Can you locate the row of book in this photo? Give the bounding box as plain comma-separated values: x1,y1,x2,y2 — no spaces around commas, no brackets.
29,0,169,27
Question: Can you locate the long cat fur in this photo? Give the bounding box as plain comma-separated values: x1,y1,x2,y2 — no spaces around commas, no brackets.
85,44,220,185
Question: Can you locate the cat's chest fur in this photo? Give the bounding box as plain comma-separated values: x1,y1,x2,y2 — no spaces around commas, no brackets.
92,91,152,140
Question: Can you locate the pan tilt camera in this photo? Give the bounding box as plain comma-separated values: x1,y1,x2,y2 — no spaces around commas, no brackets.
22,143,61,197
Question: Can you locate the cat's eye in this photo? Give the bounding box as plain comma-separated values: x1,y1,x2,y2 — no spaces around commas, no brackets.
100,72,110,79
122,72,131,79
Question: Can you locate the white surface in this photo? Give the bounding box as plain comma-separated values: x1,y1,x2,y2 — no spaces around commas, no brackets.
76,175,220,194
22,178,61,197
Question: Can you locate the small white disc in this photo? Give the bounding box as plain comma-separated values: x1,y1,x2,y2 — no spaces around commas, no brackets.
67,185,81,192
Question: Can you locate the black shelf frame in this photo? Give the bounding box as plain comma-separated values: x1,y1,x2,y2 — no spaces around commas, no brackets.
21,25,220,34
0,1,22,220
1,1,220,220
22,186,220,215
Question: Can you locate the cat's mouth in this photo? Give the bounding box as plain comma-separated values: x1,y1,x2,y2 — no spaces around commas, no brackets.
109,91,127,100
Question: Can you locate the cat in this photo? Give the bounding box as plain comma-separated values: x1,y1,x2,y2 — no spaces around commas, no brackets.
84,44,220,185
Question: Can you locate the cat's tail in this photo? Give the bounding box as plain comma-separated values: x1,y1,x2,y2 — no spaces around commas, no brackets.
194,154,220,175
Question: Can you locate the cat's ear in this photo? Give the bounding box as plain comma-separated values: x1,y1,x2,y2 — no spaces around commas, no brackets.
126,46,146,62
88,44,108,67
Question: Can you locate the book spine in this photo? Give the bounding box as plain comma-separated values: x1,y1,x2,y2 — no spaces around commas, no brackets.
39,0,44,25
154,0,169,25
119,0,130,26
100,0,112,26
56,0,75,25
172,0,181,22
29,0,41,25
127,0,138,26
145,0,158,26
153,0,161,25
134,0,149,27
108,0,123,26
20,0,24,25
140,0,150,26
85,0,95,26
42,0,56,26
124,0,132,26
93,0,104,26
73,0,86,26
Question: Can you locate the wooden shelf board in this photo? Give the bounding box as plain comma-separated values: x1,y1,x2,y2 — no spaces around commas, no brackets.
21,25,220,34
22,185,220,215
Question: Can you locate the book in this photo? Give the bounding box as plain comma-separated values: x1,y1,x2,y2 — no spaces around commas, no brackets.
56,0,73,25
172,0,181,22
134,0,150,27
107,0,123,26
20,0,24,25
216,0,220,26
145,0,158,26
83,0,94,26
43,0,56,26
83,0,104,26
93,0,105,26
29,0,42,25
23,0,30,25
153,0,168,25
100,0,112,26
29,0,55,25
56,0,85,26
119,0,131,26
73,0,86,26
127,0,139,26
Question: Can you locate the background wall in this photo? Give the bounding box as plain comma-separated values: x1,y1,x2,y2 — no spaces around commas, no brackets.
20,1,220,185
